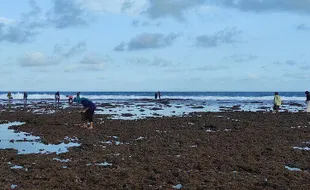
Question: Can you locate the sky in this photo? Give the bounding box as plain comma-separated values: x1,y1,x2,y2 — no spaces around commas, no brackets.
0,0,310,92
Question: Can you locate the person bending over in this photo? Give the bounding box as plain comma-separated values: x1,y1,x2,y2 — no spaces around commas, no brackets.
55,91,60,103
305,91,310,113
80,98,96,129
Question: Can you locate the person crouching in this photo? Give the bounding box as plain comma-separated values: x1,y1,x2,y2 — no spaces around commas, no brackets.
80,98,96,129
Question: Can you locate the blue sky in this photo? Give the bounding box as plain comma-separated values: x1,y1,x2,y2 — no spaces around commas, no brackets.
0,0,310,91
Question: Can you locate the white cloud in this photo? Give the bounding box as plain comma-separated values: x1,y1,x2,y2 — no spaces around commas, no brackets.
0,17,15,24
19,52,58,67
217,0,310,14
247,74,259,79
64,64,81,72
78,54,113,70
115,32,180,51
80,54,110,64
81,0,148,15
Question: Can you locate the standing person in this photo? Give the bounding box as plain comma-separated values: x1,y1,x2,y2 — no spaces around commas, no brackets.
76,92,81,104
305,91,310,112
7,92,12,103
80,98,96,129
154,92,158,100
273,92,281,112
23,92,28,104
55,91,60,103
158,91,161,99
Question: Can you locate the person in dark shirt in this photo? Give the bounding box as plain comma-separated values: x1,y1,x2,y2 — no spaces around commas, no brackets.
305,91,310,112
55,91,60,103
23,92,28,104
80,98,96,129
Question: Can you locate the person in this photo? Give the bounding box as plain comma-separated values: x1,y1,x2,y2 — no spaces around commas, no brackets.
75,92,81,104
273,92,281,112
7,92,12,103
66,95,73,103
305,91,310,112
55,91,60,103
23,92,28,104
80,98,96,129
155,92,158,100
158,91,161,99
74,96,84,104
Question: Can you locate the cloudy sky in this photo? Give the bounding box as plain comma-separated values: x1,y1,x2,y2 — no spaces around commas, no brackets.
0,0,309,91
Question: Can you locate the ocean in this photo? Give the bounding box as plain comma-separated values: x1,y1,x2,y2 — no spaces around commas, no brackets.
0,91,306,101
0,91,307,119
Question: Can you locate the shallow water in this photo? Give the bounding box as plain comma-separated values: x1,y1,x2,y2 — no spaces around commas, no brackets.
172,184,182,189
0,122,80,154
11,184,17,189
293,146,310,151
0,97,307,120
285,166,302,171
87,161,112,167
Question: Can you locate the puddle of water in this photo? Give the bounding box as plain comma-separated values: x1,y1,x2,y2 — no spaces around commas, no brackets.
293,146,310,151
100,140,122,146
8,162,28,171
87,161,112,167
136,136,145,140
53,158,71,162
0,122,80,154
285,166,302,171
11,165,24,169
156,130,167,133
32,109,55,114
172,184,182,189
206,129,216,132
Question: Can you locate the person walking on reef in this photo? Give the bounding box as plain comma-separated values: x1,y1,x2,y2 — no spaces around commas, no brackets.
80,98,96,130
55,91,60,103
305,91,310,112
158,91,161,99
273,92,282,112
23,92,28,104
155,92,158,100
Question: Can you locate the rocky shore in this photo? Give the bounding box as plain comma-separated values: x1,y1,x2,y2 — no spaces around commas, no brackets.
0,106,309,189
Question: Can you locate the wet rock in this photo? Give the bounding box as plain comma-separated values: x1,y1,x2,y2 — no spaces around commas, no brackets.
288,102,303,107
121,113,134,117
190,106,204,109
150,107,163,111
